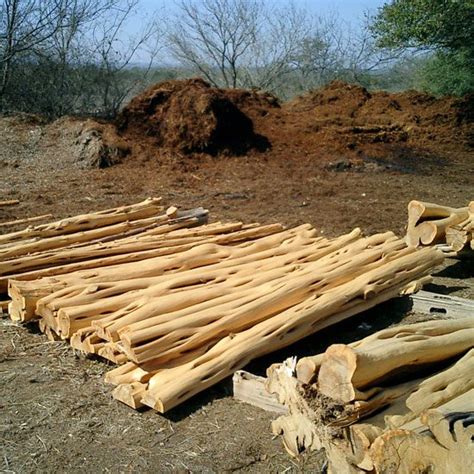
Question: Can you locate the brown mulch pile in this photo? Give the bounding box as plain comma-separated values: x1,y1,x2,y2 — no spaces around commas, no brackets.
116,78,276,155
110,78,473,173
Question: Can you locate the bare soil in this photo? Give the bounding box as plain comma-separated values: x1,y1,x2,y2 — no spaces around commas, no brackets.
0,80,473,472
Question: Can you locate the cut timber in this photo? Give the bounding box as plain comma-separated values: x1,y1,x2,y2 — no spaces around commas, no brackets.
112,382,147,409
0,199,19,207
317,317,474,403
408,289,474,319
406,200,470,247
0,214,53,228
0,197,162,245
370,390,474,474
233,371,287,414
446,217,472,252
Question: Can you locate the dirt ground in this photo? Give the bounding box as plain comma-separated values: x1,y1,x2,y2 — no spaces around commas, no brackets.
0,80,473,472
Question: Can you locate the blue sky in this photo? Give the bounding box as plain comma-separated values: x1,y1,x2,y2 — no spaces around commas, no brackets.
140,0,387,24
130,0,389,63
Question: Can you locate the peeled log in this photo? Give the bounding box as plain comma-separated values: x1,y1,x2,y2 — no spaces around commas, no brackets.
7,223,288,320
118,232,396,364
0,214,53,228
405,348,474,417
1,222,284,294
140,245,442,412
446,218,472,252
112,382,147,409
417,210,468,245
295,353,325,384
44,227,333,339
0,211,204,260
406,200,469,247
0,198,163,246
317,318,474,403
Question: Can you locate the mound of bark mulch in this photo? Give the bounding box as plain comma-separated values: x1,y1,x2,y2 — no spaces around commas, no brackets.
117,78,276,155
284,80,473,148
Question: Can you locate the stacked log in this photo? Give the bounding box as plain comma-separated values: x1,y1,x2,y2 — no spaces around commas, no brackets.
446,200,474,252
15,230,443,413
268,319,474,473
5,200,445,414
406,199,473,251
0,198,215,295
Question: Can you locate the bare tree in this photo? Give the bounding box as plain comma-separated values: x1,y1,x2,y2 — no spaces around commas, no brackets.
168,0,312,91
0,0,164,117
0,0,78,101
169,0,259,88
88,0,162,117
239,2,313,91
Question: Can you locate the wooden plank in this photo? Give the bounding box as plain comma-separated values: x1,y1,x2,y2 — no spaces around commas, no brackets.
408,290,474,319
233,370,287,414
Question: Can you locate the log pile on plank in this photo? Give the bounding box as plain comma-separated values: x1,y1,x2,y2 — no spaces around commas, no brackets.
267,318,474,473
406,199,473,252
3,199,446,413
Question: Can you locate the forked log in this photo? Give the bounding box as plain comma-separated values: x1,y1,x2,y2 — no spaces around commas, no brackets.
406,200,469,247
316,318,474,403
415,210,469,246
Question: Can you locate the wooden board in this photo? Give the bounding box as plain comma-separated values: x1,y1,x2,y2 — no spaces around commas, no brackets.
233,370,287,414
408,290,474,319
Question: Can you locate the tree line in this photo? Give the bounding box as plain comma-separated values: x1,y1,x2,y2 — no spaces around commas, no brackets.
1,0,472,119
